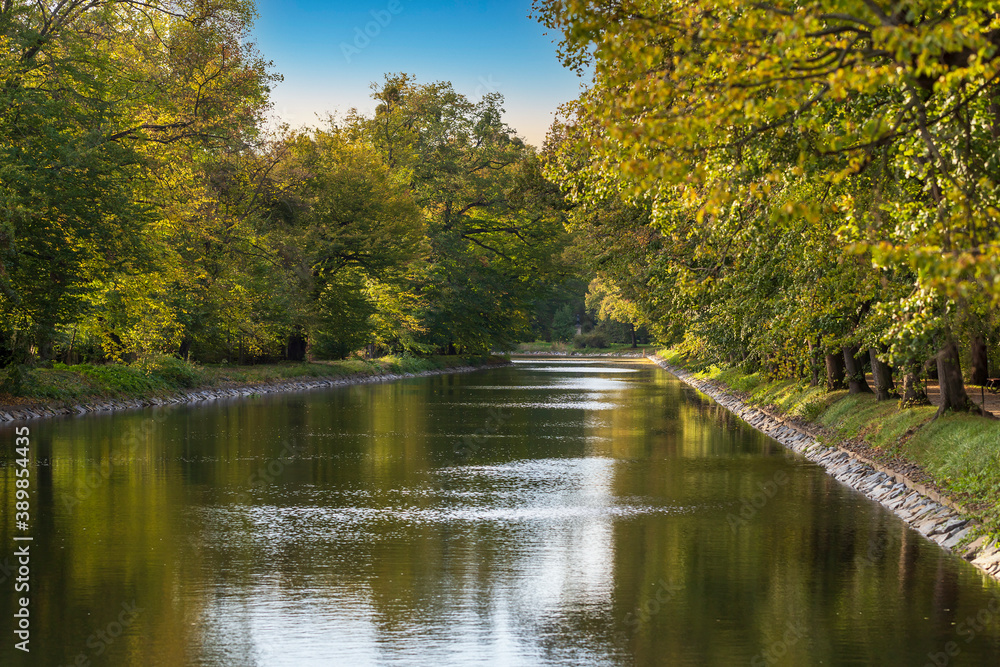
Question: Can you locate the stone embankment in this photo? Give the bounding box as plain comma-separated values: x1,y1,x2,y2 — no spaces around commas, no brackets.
0,364,499,424
649,355,1000,582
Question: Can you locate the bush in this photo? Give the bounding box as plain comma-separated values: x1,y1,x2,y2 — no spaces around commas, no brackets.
593,320,633,345
728,371,763,393
382,355,436,374
69,363,165,394
0,364,28,395
142,355,205,388
573,332,609,349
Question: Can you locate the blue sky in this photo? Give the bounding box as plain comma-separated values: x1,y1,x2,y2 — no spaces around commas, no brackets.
252,0,585,147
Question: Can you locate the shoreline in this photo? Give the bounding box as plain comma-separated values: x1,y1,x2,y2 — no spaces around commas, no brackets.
0,359,508,424
511,350,648,357
648,354,1000,583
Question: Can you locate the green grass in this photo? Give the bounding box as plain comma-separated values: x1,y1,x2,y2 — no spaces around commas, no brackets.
517,341,573,353
1,354,505,406
906,415,1000,533
657,346,1000,543
202,359,373,385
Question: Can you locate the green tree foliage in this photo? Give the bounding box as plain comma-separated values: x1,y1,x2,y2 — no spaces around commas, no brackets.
551,303,578,342
279,126,425,358
0,4,571,370
350,74,572,353
0,0,278,363
536,0,1000,414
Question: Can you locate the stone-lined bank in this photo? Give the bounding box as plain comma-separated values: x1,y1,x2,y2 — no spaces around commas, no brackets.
0,362,507,424
648,354,1000,583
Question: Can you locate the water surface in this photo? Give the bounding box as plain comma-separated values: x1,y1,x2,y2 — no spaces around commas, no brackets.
2,358,999,666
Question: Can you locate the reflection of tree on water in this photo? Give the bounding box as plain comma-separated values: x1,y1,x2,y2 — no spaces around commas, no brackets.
6,364,1000,665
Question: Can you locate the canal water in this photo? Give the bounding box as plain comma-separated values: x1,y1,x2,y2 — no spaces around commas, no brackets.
2,357,1000,666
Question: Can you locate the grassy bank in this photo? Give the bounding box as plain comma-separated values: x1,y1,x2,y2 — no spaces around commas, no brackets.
658,348,1000,540
0,354,505,409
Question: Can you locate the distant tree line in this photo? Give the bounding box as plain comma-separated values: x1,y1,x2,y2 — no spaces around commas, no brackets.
0,1,574,370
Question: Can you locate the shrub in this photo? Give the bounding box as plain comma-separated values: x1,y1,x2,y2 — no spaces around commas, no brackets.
0,364,28,395
72,363,165,394
730,371,762,393
142,355,205,388
573,332,609,349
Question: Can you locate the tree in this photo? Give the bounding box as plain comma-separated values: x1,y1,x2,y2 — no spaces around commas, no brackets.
0,0,278,363
278,125,424,358
536,0,1000,414
353,74,571,353
586,277,647,348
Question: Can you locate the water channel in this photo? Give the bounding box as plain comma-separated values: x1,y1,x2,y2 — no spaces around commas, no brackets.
2,357,1000,666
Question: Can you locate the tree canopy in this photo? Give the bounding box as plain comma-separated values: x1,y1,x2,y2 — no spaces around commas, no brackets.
0,0,571,369
535,0,1000,414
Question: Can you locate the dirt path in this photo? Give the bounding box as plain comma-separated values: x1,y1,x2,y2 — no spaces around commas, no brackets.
856,372,996,414
915,379,995,415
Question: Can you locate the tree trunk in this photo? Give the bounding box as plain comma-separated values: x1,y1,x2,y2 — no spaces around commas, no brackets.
901,364,930,407
629,322,637,349
0,329,14,368
825,352,846,391
843,345,873,394
764,354,778,380
66,325,78,364
935,341,980,417
992,91,1000,140
286,332,307,362
971,332,989,386
179,337,192,362
36,325,55,362
868,348,897,401
807,338,819,387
